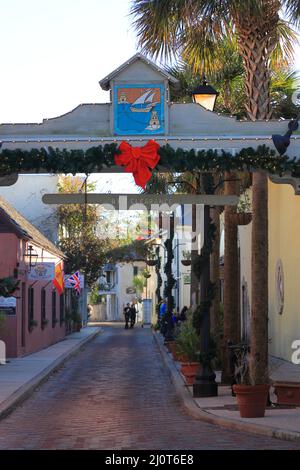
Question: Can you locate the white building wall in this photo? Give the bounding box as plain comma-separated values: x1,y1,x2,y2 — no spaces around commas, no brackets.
0,174,59,243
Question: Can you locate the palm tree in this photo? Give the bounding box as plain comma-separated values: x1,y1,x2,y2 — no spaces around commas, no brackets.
131,0,300,384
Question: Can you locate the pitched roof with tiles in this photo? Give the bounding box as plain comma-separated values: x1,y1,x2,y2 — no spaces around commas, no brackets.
0,196,65,258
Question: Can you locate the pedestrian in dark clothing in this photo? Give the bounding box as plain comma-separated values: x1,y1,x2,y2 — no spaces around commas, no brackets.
130,303,136,328
124,303,131,329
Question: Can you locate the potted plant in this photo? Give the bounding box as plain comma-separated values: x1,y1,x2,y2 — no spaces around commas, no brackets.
146,252,158,266
232,345,270,418
175,320,201,385
142,269,151,279
181,250,191,266
229,192,252,226
41,318,49,330
29,319,38,332
72,312,82,332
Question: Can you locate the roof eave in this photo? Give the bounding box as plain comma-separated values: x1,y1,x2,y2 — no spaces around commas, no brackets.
99,52,179,91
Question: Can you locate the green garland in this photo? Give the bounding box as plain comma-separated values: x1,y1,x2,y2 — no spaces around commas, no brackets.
1,144,300,176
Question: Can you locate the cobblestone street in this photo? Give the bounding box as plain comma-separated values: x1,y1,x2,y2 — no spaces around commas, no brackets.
0,326,299,450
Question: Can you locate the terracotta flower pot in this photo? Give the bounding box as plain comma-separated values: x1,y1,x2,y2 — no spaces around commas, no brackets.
165,340,175,353
180,362,201,385
229,212,252,226
233,384,270,418
178,354,189,362
274,382,300,406
166,341,177,359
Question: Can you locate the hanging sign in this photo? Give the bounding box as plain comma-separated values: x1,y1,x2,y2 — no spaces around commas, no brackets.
126,287,136,294
0,297,17,308
27,262,55,281
114,84,165,135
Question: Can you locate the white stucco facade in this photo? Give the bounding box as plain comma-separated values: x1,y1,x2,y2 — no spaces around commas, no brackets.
0,174,59,243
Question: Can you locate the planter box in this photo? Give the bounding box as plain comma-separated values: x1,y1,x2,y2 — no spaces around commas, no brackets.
274,381,300,406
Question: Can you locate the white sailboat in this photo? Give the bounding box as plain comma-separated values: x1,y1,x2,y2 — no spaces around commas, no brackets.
130,89,158,113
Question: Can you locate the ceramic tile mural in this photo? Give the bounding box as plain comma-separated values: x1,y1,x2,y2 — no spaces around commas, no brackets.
114,84,164,135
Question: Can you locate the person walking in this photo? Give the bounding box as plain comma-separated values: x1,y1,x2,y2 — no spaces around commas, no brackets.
130,302,137,329
123,303,131,329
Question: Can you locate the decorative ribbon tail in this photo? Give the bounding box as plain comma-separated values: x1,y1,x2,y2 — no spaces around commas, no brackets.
114,140,160,189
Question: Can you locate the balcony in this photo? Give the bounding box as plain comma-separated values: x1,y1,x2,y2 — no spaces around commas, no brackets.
103,263,116,272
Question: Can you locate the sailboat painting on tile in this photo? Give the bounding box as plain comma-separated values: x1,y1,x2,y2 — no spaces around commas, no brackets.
114,84,165,135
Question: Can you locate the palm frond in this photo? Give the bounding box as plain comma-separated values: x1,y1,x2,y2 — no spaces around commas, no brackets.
271,19,299,68
283,0,300,26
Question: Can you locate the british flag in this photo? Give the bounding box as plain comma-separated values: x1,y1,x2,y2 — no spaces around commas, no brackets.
68,271,81,295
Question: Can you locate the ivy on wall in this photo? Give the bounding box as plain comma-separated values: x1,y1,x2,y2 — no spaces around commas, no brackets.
1,144,300,176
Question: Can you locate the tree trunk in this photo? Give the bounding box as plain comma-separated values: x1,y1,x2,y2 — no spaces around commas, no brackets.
222,172,240,383
233,1,279,383
234,2,280,121
250,172,269,384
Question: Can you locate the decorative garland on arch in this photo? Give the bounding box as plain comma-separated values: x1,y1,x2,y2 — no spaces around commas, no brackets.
1,143,300,177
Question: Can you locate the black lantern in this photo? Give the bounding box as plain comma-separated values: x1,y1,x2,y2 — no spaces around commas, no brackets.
24,245,38,269
192,78,219,111
272,114,300,155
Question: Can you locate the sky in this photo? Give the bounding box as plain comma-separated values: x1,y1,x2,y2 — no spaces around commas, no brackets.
0,0,137,123
1,0,300,124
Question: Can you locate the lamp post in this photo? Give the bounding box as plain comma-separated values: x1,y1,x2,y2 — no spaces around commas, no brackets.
193,204,218,397
191,80,219,396
192,77,219,112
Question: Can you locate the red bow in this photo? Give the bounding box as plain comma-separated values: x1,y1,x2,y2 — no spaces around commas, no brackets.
115,140,160,189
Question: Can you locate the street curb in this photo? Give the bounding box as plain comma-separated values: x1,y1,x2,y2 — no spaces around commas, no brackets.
152,330,300,444
0,327,101,421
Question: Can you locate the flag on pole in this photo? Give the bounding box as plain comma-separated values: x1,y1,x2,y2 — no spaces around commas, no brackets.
52,262,64,295
67,271,81,296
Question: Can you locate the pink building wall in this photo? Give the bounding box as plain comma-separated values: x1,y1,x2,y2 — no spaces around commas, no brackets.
0,233,66,358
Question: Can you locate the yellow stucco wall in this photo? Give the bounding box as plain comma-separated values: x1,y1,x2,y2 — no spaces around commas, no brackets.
268,180,300,361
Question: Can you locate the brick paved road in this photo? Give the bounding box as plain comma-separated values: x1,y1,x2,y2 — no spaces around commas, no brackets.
0,326,299,450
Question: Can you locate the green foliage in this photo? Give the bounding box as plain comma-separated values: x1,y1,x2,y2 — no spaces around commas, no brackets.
0,277,19,297
175,317,200,363
89,283,102,305
57,175,113,287
142,269,151,279
237,192,252,213
57,176,97,239
71,311,82,324
105,239,148,263
0,144,118,176
182,250,191,260
133,275,145,293
2,145,300,177
59,235,109,286
192,221,216,281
